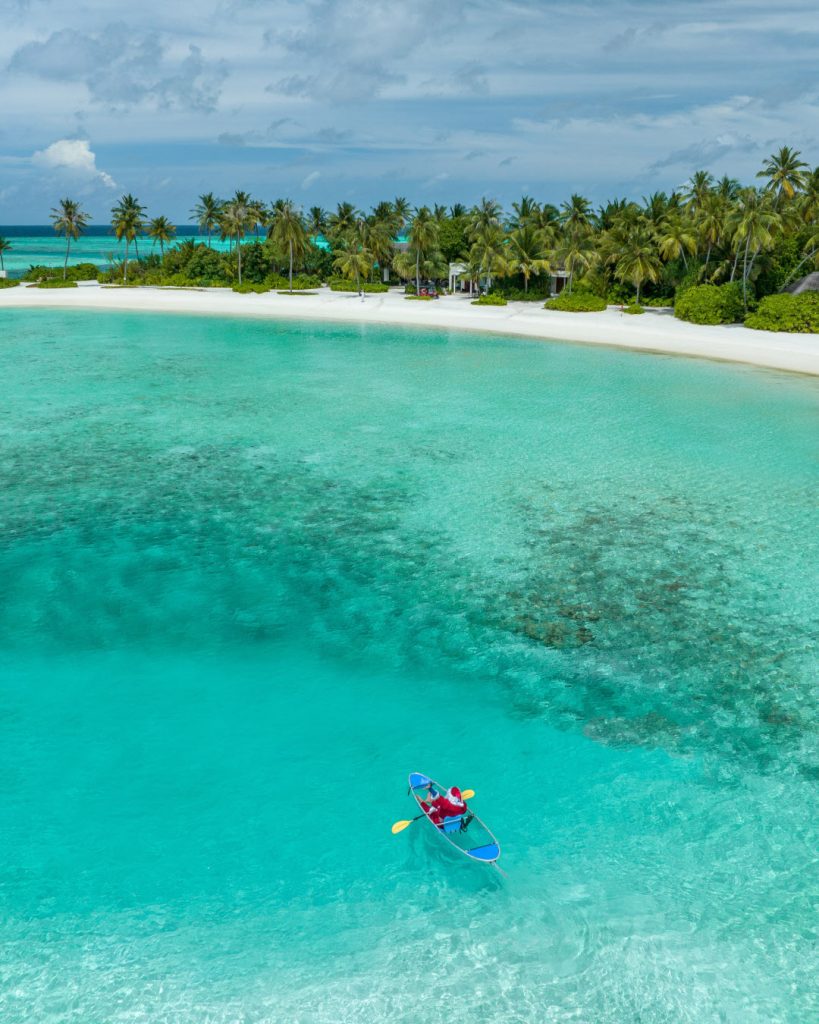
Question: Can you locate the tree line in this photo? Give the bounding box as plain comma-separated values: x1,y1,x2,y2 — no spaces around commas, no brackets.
16,146,819,305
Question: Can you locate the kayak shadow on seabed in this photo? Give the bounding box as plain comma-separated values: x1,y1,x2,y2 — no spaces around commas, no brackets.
401,819,506,893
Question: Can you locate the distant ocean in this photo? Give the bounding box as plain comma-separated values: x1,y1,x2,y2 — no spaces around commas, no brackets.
0,225,233,277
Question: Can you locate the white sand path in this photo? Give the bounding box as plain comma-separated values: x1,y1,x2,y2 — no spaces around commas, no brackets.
2,284,817,376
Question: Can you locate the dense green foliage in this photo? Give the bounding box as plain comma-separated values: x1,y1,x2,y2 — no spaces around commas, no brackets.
544,292,607,312
38,149,817,329
0,277,20,288
23,262,99,282
471,294,508,306
744,292,819,333
36,279,78,289
674,283,745,325
623,304,645,315
329,279,388,292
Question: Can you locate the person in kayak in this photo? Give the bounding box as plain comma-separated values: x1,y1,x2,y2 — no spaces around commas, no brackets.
421,785,468,828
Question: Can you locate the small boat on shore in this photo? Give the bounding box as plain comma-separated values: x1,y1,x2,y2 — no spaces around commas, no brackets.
407,771,501,868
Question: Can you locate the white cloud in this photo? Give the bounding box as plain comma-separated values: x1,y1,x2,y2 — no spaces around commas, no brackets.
301,170,320,189
32,139,117,188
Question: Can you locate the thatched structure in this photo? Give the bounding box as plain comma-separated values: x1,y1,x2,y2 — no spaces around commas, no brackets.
784,271,819,295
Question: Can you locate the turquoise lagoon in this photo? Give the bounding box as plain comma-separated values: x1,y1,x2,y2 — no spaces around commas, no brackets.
0,227,232,277
0,310,817,1023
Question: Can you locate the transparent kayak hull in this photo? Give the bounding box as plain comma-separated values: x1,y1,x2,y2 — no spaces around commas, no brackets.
408,772,501,865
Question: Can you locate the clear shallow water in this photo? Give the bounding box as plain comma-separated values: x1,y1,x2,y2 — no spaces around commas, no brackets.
0,311,817,1022
0,227,231,276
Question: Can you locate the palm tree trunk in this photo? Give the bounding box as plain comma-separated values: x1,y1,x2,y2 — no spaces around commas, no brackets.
289,240,294,293
124,240,129,284
237,237,242,285
415,249,420,294
730,247,740,282
636,280,641,304
64,234,71,280
782,249,817,288
742,235,751,310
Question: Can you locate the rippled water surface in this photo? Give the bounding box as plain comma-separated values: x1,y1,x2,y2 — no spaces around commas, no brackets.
1,310,817,1023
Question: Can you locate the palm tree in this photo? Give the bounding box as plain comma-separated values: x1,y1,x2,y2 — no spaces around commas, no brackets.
0,235,10,272
613,224,662,303
730,188,781,308
333,238,372,296
306,206,328,239
392,196,412,232
50,198,90,279
408,206,439,293
191,193,223,247
111,196,142,283
147,216,176,259
327,202,360,243
507,225,551,292
757,146,809,205
559,194,595,231
682,170,714,213
469,224,507,291
656,214,697,269
361,218,394,281
696,193,729,275
715,176,741,201
114,194,146,258
449,203,467,219
268,200,307,292
468,197,503,239
555,228,596,293
220,194,257,285
509,195,540,229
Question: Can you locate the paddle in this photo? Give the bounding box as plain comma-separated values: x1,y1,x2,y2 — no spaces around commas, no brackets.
391,790,475,834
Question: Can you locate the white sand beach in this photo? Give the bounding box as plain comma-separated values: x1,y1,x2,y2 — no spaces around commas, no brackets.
2,284,817,376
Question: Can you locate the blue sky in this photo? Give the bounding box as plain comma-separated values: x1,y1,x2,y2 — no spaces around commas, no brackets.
1,0,817,221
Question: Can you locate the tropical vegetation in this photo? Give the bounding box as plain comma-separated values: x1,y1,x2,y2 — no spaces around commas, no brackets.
14,146,816,332
50,199,90,279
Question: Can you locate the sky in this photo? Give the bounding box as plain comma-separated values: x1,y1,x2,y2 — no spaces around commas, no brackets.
0,0,817,222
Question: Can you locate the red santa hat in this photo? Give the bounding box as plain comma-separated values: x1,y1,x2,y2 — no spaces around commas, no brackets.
447,786,464,805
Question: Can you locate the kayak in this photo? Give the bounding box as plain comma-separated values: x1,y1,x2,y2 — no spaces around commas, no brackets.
408,771,501,866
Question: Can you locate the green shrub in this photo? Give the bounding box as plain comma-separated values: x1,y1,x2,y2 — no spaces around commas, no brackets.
0,278,20,289
232,282,270,294
642,296,674,307
489,278,552,301
674,283,744,325
329,279,388,292
36,279,78,289
623,303,644,315
271,273,321,290
472,294,507,306
406,294,435,301
277,290,319,296
544,292,607,312
744,292,819,333
23,263,99,282
606,282,633,304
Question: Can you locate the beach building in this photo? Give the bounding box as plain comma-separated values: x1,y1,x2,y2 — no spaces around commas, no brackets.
448,261,570,295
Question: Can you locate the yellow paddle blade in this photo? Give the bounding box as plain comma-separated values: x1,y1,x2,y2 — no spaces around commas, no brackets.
391,819,413,835
462,789,475,800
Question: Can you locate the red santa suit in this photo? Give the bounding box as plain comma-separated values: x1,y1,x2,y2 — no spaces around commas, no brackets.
421,786,467,828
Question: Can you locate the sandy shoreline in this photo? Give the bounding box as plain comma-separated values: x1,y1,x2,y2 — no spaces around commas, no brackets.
2,284,817,376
